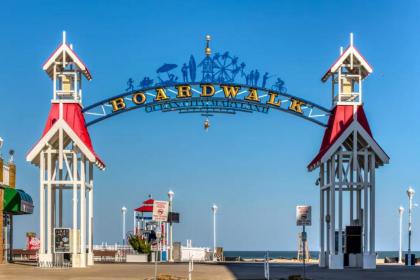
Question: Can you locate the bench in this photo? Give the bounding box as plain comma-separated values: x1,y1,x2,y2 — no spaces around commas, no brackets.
12,249,38,261
93,250,117,262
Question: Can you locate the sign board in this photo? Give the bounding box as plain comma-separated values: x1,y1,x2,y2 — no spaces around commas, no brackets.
152,200,169,222
296,205,312,226
54,228,71,253
168,212,180,223
151,242,159,251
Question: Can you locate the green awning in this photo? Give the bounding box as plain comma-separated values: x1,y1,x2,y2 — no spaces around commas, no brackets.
4,187,34,215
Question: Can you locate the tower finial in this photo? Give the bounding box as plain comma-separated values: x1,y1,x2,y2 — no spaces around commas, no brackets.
350,32,354,47
62,30,66,44
205,35,211,56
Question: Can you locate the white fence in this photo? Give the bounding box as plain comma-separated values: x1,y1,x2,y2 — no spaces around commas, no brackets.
93,244,137,262
180,240,211,262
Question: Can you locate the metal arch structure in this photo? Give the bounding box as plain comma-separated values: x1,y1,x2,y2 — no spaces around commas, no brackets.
83,35,331,127
83,84,330,127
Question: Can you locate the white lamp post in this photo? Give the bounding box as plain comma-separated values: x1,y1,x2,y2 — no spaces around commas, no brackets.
212,204,218,261
121,206,127,245
399,206,404,264
407,186,415,266
168,190,174,262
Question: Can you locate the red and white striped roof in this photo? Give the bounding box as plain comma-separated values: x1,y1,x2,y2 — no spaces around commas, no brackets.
27,103,105,170
134,198,155,212
307,105,388,171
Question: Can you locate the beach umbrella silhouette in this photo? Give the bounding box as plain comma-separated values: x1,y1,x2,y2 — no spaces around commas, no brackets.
156,63,177,79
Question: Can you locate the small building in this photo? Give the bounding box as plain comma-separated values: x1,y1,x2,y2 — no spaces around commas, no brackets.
0,148,34,263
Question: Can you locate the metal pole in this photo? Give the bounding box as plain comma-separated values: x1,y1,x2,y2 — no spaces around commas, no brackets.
189,254,194,280
399,206,404,264
133,211,136,235
264,251,270,280
303,224,306,280
407,186,415,266
168,190,174,262
212,204,217,261
122,207,127,245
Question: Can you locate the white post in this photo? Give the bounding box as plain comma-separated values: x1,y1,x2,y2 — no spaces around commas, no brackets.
338,153,343,255
326,187,330,255
212,204,218,261
80,156,86,267
47,149,52,258
59,169,63,227
39,151,45,257
168,190,174,262
330,158,335,255
363,151,368,254
72,152,78,267
369,154,375,254
133,211,136,235
319,163,325,267
88,163,94,265
121,206,127,245
407,186,415,266
351,131,357,224
398,206,404,264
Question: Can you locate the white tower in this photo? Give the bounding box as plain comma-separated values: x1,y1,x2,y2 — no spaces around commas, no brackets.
27,32,104,268
309,33,389,269
323,33,373,106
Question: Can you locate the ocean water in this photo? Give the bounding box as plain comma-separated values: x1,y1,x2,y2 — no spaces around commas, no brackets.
224,251,420,259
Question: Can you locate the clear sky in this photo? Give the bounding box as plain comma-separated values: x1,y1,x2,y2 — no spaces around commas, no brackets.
1,0,419,251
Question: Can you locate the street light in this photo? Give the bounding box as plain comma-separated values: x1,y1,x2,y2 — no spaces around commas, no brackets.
168,190,174,262
121,206,127,245
407,186,415,266
398,206,404,264
212,204,218,261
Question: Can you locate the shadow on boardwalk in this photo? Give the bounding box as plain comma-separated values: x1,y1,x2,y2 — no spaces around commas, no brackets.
224,263,420,280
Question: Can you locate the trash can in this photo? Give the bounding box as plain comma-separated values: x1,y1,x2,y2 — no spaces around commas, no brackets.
405,253,415,266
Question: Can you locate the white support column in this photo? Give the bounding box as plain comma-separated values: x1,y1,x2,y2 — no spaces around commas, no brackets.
329,154,343,269
363,150,368,254
326,163,330,258
72,152,79,267
362,150,375,269
47,149,53,260
369,154,375,254
330,157,335,255
338,153,343,255
326,186,330,256
357,165,361,224
52,161,57,230
88,163,94,265
59,168,63,227
351,131,357,223
80,156,86,267
39,151,46,257
319,163,326,267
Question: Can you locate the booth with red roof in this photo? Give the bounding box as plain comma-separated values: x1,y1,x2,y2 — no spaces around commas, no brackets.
309,34,389,269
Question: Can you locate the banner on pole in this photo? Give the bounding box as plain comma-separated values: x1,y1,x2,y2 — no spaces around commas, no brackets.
296,205,312,226
54,228,71,253
152,200,169,222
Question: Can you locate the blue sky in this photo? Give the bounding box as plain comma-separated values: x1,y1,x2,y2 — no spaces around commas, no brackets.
1,0,419,251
